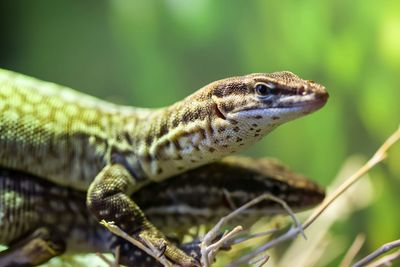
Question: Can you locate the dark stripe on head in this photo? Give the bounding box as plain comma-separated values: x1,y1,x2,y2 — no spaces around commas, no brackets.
171,117,180,128
214,81,249,98
145,135,153,146
157,123,169,138
220,101,235,113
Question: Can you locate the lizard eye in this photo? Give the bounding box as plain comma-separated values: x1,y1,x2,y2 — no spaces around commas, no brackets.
255,83,279,96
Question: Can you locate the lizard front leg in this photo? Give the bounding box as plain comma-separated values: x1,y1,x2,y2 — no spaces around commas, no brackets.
86,164,199,267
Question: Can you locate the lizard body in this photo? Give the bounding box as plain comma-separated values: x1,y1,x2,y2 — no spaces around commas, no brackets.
0,68,328,266
0,157,324,267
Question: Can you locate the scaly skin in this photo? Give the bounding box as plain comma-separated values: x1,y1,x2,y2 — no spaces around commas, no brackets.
0,156,325,267
0,68,328,266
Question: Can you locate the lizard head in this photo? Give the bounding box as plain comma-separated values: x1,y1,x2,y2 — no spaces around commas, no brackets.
211,71,328,126
207,71,328,146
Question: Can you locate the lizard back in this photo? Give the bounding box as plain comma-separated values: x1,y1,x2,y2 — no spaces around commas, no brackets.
0,69,147,190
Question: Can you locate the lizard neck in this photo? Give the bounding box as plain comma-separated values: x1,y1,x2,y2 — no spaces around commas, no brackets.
131,91,278,181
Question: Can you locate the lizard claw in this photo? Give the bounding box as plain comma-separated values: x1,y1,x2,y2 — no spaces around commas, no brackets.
138,230,199,266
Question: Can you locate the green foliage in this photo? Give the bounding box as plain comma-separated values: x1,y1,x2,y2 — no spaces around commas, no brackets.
1,1,399,266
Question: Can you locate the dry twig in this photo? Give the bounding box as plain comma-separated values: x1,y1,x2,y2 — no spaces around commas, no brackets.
200,193,303,267
339,234,366,267
352,239,400,267
232,228,280,245
100,220,173,267
97,245,121,267
365,251,400,267
250,254,270,267
304,127,400,229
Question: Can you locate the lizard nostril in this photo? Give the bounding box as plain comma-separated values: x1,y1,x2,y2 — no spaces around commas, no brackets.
297,87,305,95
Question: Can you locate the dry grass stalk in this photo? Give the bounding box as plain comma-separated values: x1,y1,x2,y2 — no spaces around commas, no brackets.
352,239,400,267
339,234,366,267
100,220,173,267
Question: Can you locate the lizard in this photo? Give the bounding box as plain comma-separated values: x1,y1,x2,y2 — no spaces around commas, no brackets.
0,68,328,266
0,156,325,267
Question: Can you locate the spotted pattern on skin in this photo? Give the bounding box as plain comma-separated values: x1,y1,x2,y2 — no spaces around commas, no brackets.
0,69,327,265
1,68,328,189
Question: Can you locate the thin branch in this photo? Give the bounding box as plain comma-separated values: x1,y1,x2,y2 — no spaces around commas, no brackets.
205,226,243,266
250,254,270,267
201,193,302,267
100,220,173,267
227,225,302,267
339,234,366,267
96,245,120,267
352,239,400,267
114,245,120,267
232,228,279,245
365,251,400,267
223,188,237,210
96,246,120,267
303,127,400,229
96,252,117,267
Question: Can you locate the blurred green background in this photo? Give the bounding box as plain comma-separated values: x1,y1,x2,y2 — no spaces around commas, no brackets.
0,1,399,266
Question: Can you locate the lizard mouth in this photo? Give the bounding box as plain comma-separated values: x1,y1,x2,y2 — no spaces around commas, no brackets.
233,91,329,115
273,90,329,108
278,97,328,110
